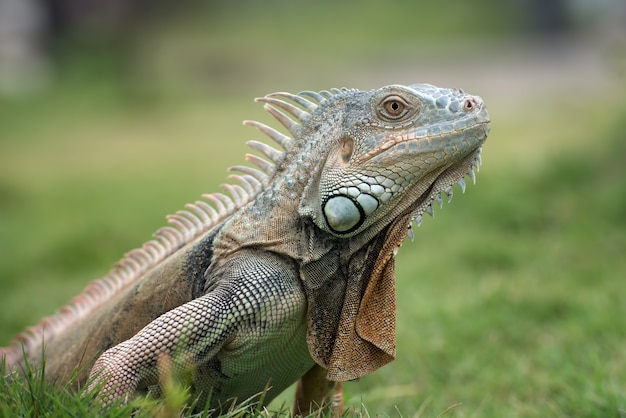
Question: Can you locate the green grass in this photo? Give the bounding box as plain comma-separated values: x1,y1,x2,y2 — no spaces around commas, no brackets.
0,354,295,417
1,2,625,416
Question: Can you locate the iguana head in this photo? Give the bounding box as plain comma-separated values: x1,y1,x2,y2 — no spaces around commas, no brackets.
296,83,490,238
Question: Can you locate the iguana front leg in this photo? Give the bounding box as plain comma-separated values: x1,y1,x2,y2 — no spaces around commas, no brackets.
88,251,314,408
88,291,232,404
293,364,343,416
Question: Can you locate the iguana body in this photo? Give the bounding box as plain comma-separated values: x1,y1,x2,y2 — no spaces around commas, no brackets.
1,84,490,413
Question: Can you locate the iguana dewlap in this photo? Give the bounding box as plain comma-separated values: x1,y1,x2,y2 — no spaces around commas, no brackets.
1,84,490,413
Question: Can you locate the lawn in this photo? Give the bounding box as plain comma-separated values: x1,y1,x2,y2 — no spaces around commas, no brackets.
1,3,625,417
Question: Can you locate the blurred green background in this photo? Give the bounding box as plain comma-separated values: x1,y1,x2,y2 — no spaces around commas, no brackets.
0,0,625,416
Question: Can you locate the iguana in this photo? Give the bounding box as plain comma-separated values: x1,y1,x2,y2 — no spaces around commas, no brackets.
1,83,490,414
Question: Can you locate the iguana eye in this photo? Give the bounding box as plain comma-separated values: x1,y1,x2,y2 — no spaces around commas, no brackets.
379,95,410,120
385,99,403,114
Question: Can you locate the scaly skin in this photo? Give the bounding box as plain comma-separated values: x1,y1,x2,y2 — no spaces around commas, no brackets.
1,84,490,413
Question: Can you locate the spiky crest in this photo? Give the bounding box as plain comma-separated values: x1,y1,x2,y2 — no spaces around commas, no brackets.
243,120,292,149
247,140,284,164
1,88,342,366
245,154,275,175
